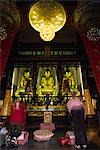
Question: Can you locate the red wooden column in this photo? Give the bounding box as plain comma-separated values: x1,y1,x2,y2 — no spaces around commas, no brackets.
82,36,100,95
0,33,16,82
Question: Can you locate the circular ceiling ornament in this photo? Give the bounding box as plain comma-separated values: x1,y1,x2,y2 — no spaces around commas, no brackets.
29,0,66,41
74,1,100,42
0,1,21,40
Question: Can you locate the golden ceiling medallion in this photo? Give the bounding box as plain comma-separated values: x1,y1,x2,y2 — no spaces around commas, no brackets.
29,0,66,41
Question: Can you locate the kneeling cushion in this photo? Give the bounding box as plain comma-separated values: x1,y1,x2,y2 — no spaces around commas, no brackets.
33,129,54,141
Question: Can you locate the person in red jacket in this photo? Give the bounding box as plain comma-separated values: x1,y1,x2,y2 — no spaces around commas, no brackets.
66,91,87,149
9,99,27,129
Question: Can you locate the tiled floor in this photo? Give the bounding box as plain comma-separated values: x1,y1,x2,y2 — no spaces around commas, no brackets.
1,124,100,150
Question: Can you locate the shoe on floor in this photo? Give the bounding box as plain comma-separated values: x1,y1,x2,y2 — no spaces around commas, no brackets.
74,145,81,149
83,145,87,149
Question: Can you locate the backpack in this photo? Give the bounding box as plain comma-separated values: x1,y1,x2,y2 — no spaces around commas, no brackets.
8,124,21,138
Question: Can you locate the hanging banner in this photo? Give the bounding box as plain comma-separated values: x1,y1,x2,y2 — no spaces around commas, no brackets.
82,36,100,95
0,34,16,82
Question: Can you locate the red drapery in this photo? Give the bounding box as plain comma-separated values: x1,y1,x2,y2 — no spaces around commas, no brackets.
0,34,16,82
82,36,100,95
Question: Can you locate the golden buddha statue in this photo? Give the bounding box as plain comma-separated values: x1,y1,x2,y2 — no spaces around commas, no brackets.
64,71,76,90
36,69,57,96
15,70,33,97
61,70,77,96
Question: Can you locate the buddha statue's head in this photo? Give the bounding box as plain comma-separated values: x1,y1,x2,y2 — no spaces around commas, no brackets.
24,71,30,79
65,71,72,78
44,69,51,78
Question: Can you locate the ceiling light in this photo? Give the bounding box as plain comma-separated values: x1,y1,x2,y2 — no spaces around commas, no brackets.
29,0,66,41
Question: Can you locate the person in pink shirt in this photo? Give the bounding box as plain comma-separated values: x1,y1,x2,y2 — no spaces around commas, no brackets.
66,91,87,149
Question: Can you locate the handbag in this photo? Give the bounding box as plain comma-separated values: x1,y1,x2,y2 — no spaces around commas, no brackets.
58,135,71,145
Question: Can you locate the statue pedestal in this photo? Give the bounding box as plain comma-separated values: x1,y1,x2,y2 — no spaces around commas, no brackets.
42,90,53,95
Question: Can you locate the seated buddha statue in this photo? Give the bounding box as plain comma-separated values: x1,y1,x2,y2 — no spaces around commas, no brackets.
36,69,57,96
